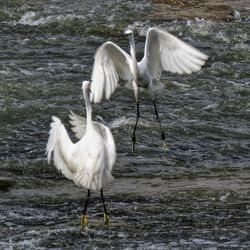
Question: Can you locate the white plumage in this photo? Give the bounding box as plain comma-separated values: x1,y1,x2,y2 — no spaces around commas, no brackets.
89,27,208,152
90,27,208,103
46,80,116,191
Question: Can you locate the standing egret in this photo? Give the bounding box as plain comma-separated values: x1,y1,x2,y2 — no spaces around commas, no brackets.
90,27,208,153
46,80,116,228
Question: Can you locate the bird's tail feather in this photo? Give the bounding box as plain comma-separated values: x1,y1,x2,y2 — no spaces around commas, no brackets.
103,170,114,187
74,171,96,190
74,170,114,191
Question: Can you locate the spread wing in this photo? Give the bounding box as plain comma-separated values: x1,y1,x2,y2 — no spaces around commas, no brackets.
90,41,133,103
46,116,76,181
68,110,87,139
139,28,208,82
69,111,108,140
68,111,116,172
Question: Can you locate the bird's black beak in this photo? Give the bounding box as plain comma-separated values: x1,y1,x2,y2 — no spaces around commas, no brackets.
87,81,92,97
89,80,93,93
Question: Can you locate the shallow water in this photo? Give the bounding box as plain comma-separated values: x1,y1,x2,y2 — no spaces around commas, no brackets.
0,0,250,249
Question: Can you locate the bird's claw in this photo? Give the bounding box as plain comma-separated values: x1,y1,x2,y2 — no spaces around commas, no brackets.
161,131,168,151
80,214,88,229
163,141,168,151
104,213,111,227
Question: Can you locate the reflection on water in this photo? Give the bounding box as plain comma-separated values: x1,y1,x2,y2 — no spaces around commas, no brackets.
0,0,250,248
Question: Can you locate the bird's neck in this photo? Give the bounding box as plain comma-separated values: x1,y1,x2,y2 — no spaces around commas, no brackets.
83,90,94,130
128,35,138,78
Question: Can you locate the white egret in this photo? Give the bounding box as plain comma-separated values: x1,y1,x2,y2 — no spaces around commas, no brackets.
90,27,208,153
46,80,116,228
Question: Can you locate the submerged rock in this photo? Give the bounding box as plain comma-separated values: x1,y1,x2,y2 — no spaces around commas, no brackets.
152,0,249,21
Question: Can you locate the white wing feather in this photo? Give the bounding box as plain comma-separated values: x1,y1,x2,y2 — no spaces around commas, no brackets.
102,125,116,172
46,116,76,181
68,111,116,172
139,28,208,81
90,41,133,103
68,110,87,139
68,111,106,140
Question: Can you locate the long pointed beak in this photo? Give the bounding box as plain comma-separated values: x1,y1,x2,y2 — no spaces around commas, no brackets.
89,80,92,93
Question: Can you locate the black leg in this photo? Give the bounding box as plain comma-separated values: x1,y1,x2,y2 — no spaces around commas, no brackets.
81,189,91,229
83,189,91,215
132,101,140,154
153,100,167,148
101,188,110,226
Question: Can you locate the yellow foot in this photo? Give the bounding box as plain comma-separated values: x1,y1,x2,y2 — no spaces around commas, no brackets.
163,141,168,151
80,214,88,229
104,213,111,227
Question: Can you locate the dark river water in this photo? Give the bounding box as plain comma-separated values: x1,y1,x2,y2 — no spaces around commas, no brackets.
0,0,250,249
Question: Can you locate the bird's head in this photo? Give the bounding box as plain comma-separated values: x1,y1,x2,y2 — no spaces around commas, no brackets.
81,80,91,94
124,29,133,38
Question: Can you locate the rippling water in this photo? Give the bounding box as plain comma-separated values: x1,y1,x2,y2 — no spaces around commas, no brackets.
0,0,250,249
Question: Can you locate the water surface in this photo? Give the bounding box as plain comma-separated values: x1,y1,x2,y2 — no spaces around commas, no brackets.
0,0,250,249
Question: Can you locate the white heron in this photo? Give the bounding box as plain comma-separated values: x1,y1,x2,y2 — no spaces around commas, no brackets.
90,27,208,153
46,80,116,228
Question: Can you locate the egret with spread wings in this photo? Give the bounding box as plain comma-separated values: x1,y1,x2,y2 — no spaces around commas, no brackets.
46,80,116,228
90,28,208,153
